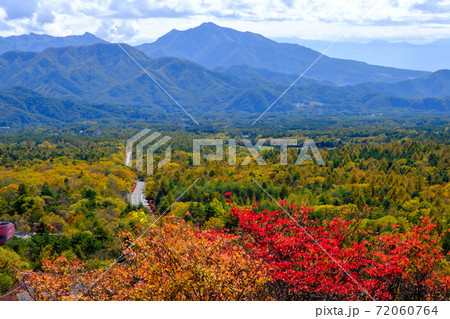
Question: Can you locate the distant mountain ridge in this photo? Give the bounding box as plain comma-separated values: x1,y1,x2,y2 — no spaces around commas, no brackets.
0,32,108,55
136,22,429,86
274,37,450,72
216,64,450,99
344,70,450,99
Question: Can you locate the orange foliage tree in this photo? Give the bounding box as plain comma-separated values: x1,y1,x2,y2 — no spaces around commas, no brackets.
19,218,269,301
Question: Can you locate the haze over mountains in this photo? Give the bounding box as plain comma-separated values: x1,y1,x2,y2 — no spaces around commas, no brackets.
0,22,449,127
344,70,450,99
275,37,450,72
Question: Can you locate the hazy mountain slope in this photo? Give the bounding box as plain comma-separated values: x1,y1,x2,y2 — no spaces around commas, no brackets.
0,32,107,55
136,22,429,85
216,65,450,99
275,37,450,72
345,70,450,99
214,65,450,99
213,65,322,85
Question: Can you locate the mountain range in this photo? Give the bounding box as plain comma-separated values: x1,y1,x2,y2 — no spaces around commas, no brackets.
0,42,448,127
0,32,107,55
343,70,450,99
0,24,441,89
0,23,448,127
0,43,303,114
274,37,450,72
136,22,429,86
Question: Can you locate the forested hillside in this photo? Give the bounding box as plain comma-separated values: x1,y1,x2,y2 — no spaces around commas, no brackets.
0,42,447,128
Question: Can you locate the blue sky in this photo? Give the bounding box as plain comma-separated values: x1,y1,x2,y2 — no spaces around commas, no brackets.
0,0,449,43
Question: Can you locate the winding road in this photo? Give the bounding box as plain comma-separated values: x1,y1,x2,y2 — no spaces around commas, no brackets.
131,181,149,208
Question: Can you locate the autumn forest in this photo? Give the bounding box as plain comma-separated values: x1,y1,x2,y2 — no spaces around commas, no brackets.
0,117,448,301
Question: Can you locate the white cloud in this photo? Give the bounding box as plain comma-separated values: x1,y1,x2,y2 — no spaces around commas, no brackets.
1,0,39,20
0,0,449,42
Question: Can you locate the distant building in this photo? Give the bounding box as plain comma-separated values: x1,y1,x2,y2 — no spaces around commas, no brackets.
0,222,15,245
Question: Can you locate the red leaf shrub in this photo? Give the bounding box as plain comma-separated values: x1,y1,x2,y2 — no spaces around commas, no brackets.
231,203,450,301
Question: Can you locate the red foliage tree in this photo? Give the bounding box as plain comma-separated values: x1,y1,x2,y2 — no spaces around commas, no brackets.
231,202,450,301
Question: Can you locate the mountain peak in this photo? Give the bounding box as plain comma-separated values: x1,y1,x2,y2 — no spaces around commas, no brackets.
198,22,220,28
136,24,429,85
168,22,247,39
142,22,274,58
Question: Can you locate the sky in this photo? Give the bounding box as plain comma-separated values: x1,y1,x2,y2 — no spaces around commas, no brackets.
0,0,450,44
